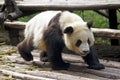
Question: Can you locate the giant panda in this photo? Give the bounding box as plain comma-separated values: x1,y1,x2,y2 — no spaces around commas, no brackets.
17,11,105,70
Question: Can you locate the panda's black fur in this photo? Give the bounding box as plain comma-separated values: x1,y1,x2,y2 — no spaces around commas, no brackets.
17,11,105,70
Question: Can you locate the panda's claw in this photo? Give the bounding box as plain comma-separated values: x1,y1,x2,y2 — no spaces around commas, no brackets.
87,64,105,70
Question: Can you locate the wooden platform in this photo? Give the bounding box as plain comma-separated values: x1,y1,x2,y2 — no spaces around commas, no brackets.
0,45,120,80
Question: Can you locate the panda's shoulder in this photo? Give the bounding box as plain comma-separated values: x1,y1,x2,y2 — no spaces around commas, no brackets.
26,11,61,26
62,11,83,20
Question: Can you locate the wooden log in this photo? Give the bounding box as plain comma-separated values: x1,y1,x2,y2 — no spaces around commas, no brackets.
94,10,108,18
7,12,22,20
14,4,120,11
0,12,5,28
69,64,120,79
0,0,120,11
63,53,120,69
6,28,20,45
25,71,96,80
13,51,120,79
16,59,120,79
0,69,56,80
31,52,120,69
92,28,120,39
15,51,120,79
4,21,26,29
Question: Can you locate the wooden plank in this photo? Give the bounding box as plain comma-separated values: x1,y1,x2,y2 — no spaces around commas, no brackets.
0,0,120,10
13,4,120,11
15,52,120,79
31,52,120,69
2,48,120,80
4,21,26,29
7,28,20,45
92,28,120,39
25,71,96,80
0,69,56,80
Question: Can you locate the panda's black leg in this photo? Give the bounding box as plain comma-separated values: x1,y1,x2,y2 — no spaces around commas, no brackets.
46,45,70,70
17,38,34,61
44,35,70,70
40,51,48,62
83,46,105,70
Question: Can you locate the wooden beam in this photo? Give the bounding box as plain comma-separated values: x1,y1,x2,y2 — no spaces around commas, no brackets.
4,21,26,29
94,10,108,18
0,69,56,80
92,28,120,39
15,53,120,79
18,4,120,11
0,2,120,11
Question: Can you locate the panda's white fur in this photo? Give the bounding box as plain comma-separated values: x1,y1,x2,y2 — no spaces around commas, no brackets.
24,11,95,56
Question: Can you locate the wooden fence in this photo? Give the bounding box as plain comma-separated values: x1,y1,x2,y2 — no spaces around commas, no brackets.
0,0,120,45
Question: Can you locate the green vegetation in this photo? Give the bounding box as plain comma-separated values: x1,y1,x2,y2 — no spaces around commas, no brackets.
18,10,120,29
18,13,38,22
74,10,120,29
74,10,109,28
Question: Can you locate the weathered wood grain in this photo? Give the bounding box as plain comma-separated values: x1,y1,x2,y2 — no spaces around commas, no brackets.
13,51,120,79
0,69,56,80
0,0,120,10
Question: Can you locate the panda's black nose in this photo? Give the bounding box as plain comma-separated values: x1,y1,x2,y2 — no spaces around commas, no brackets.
83,51,89,54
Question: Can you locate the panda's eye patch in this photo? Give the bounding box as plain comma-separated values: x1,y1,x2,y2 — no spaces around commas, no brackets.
75,40,82,47
88,39,90,45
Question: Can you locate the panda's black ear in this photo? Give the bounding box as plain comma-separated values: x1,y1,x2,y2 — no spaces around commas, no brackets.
64,26,73,34
87,20,93,29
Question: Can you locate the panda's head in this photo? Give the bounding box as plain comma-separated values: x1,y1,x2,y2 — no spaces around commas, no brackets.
63,21,95,56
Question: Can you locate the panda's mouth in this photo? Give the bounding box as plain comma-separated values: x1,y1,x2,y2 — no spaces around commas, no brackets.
83,51,89,54
79,51,89,56
80,53,88,57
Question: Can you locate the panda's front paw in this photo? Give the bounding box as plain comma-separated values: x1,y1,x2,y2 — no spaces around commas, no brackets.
52,63,70,70
87,64,105,70
40,57,48,62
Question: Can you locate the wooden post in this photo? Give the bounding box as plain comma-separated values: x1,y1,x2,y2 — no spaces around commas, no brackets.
108,9,119,45
0,12,5,28
6,27,19,45
1,0,23,45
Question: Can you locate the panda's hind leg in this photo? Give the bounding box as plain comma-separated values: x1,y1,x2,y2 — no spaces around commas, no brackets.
17,38,34,61
83,46,105,70
40,51,48,62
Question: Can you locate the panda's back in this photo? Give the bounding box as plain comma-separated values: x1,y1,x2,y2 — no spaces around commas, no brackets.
24,11,62,38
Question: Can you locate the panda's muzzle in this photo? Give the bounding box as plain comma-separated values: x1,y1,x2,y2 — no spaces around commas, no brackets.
83,50,89,54
80,50,89,56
